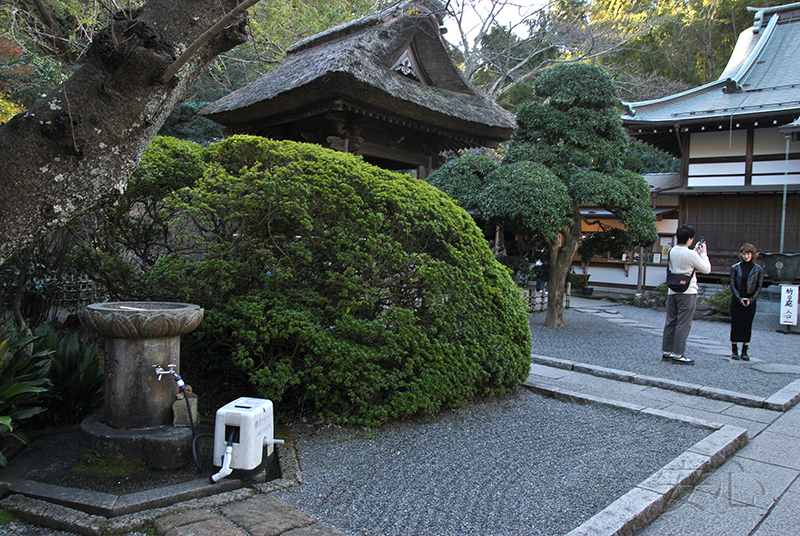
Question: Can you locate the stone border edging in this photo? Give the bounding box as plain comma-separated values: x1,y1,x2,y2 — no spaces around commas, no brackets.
531,354,800,411
0,438,303,535
563,425,747,536
524,359,750,536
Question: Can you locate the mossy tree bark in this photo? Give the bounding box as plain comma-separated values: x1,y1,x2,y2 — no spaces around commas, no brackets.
0,0,259,265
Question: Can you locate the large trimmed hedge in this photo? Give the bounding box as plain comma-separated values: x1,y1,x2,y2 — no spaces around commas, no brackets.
151,136,531,425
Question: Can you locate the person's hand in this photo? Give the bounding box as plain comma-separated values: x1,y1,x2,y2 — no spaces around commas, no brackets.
696,242,707,255
741,298,750,307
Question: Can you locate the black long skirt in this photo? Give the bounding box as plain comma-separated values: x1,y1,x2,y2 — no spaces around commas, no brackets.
730,298,757,343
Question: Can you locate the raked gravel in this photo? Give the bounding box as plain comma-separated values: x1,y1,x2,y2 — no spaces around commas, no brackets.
275,388,709,536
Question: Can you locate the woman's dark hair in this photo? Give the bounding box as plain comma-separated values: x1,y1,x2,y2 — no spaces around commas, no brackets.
739,243,758,262
675,224,695,245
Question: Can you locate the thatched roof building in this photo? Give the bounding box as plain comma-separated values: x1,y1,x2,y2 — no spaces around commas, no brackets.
201,0,515,178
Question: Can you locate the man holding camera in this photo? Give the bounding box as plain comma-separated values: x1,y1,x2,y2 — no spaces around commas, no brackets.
661,224,712,365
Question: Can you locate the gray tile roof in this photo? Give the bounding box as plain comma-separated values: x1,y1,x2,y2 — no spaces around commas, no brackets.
622,3,800,127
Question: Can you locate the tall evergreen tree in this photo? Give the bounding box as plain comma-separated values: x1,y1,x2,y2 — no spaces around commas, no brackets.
429,62,658,327
502,62,657,326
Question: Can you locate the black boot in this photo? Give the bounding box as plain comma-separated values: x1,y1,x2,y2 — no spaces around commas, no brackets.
731,343,739,360
741,345,750,361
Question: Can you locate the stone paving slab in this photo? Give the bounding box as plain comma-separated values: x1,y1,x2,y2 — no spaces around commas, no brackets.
0,494,106,535
631,374,703,395
220,494,315,536
564,487,665,536
627,385,704,407
156,510,247,536
763,378,800,411
752,487,800,536
761,407,800,438
639,407,724,430
722,404,784,424
636,451,711,500
694,457,799,510
639,486,769,536
572,362,637,382
663,405,773,438
282,523,348,536
656,392,734,414
532,353,800,411
528,362,572,379
737,431,800,470
565,426,747,536
697,385,766,407
527,359,751,536
752,363,800,374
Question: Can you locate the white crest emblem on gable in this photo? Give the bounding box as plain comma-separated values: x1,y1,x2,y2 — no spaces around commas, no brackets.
392,49,420,81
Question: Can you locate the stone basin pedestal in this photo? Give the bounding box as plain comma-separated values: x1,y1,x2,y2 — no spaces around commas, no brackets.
80,302,203,469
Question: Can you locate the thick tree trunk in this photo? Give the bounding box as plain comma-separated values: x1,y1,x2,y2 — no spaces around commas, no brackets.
545,206,583,328
0,0,255,265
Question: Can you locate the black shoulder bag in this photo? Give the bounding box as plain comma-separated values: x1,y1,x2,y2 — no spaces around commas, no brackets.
666,248,694,293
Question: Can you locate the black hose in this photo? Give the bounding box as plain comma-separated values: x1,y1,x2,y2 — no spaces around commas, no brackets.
192,433,214,474
182,390,196,436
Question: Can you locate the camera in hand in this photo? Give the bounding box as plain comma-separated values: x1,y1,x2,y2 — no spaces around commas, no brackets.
694,236,705,249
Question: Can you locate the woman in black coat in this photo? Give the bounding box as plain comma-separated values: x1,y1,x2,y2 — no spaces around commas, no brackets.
730,243,764,360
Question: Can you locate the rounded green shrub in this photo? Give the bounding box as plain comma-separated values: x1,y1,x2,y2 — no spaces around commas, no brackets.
707,284,732,317
152,136,532,426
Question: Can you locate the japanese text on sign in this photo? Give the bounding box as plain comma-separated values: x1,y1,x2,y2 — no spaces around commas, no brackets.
780,285,799,326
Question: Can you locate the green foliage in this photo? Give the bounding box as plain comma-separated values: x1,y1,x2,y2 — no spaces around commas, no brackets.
504,64,657,248
431,63,658,326
0,91,23,123
480,161,572,244
625,139,680,174
506,63,631,176
707,287,732,317
0,319,50,466
594,0,780,96
495,255,533,283
531,61,619,110
71,137,206,300
151,136,531,426
158,0,382,143
426,155,498,210
578,228,630,263
0,37,64,109
707,279,732,317
156,89,226,145
0,509,15,524
31,323,103,426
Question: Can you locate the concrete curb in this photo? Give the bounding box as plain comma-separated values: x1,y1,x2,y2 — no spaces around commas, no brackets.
0,438,303,535
524,365,751,536
524,359,753,536
531,354,800,411
564,425,748,536
523,381,724,431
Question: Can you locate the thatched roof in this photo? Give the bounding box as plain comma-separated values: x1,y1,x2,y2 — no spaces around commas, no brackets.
201,0,515,157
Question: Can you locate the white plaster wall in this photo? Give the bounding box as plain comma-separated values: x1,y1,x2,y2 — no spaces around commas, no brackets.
690,130,746,157
585,264,667,289
657,220,679,235
754,127,789,155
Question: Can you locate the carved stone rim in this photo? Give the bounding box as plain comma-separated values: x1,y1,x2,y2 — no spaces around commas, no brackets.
82,302,204,339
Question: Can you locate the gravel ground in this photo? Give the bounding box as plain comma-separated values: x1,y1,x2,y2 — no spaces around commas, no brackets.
274,388,708,536
530,300,800,398
6,299,786,536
